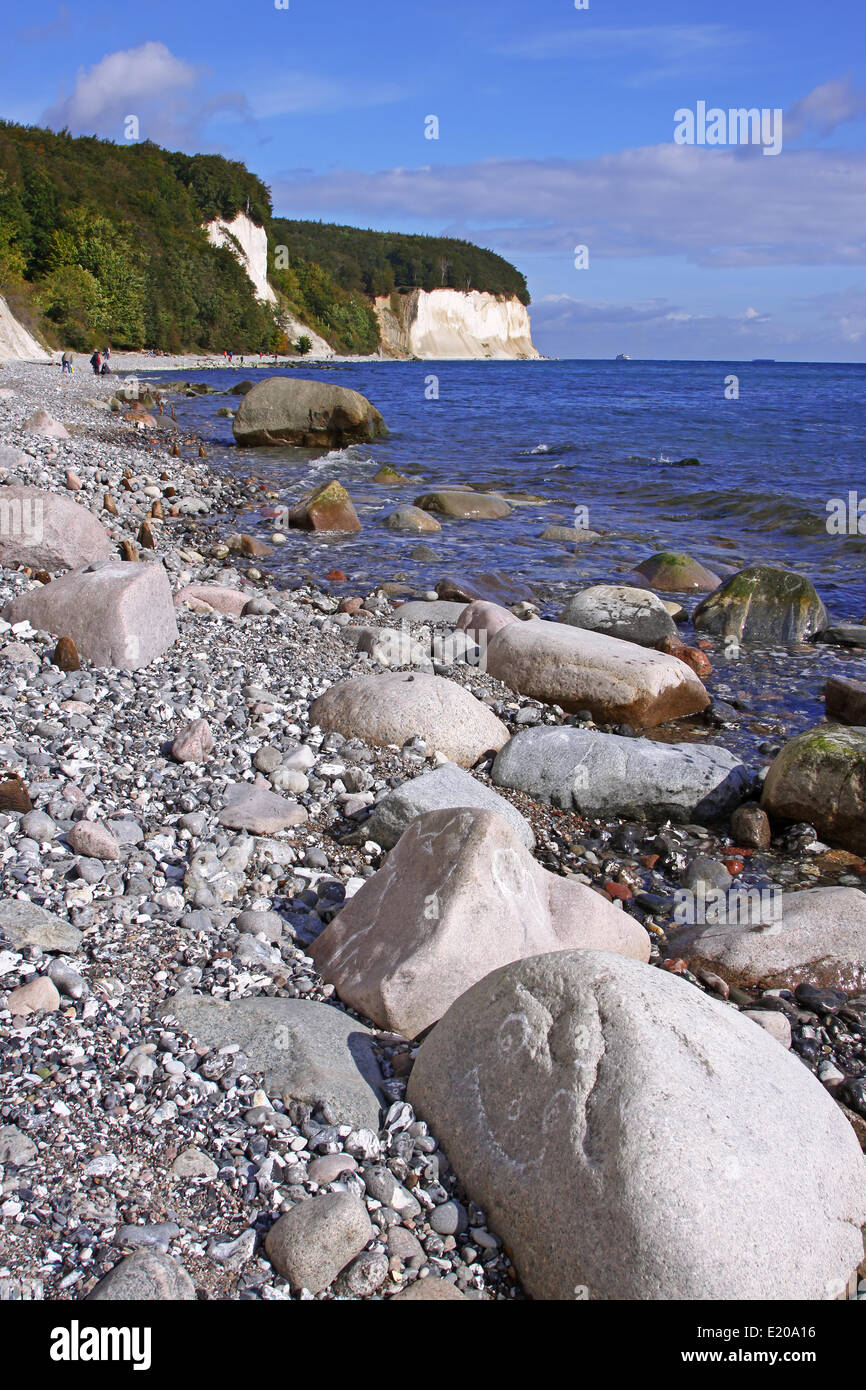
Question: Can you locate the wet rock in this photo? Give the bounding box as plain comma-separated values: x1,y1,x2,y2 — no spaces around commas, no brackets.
289,479,362,534
311,807,649,1036
730,802,772,850
233,376,387,447
694,566,828,644
383,506,441,533
413,491,512,520
632,552,721,593
825,675,866,727
408,950,866,1300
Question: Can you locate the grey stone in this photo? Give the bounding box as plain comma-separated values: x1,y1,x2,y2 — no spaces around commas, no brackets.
363,1166,422,1217
158,989,386,1130
408,950,866,1300
0,1124,37,1165
86,1249,195,1300
4,561,178,671
681,856,733,892
362,764,535,851
492,726,749,822
218,779,307,834
235,909,284,942
264,1194,373,1293
0,898,81,952
392,601,468,625
19,810,58,842
560,585,678,646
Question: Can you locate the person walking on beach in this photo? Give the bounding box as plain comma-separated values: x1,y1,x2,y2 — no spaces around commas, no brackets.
61,351,73,374
89,349,101,375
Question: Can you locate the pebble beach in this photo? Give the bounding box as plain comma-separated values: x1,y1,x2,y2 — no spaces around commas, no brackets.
0,357,865,1303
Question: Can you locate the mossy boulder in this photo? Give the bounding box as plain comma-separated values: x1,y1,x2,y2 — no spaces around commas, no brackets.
288,479,361,534
373,465,413,485
694,565,828,644
633,552,721,593
761,724,866,854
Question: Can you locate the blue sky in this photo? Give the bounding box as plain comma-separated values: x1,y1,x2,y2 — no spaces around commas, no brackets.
3,0,865,359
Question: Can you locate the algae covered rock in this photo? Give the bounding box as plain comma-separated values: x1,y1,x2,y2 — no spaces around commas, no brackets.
761,723,866,854
694,565,828,644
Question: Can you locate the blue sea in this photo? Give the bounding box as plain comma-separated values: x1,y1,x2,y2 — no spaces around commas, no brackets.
149,358,866,623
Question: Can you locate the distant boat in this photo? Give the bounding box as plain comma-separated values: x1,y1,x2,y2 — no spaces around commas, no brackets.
615,353,631,361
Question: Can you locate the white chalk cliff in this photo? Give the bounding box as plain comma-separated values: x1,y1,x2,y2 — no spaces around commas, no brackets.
205,213,276,306
0,296,50,362
374,288,539,359
204,212,333,355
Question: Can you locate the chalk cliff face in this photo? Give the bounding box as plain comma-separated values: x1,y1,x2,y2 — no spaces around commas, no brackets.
205,213,276,305
374,288,539,360
0,296,50,362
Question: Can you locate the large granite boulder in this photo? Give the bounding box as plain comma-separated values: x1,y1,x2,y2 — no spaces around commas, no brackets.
22,409,69,440
232,376,387,447
392,600,467,625
694,565,828,644
159,989,386,1130
761,724,866,855
408,950,866,1300
413,491,512,520
492,726,750,822
288,480,362,533
311,808,649,1037
309,671,509,767
0,486,111,572
361,764,535,850
560,585,678,647
632,552,721,593
484,620,709,727
683,886,866,993
3,561,178,671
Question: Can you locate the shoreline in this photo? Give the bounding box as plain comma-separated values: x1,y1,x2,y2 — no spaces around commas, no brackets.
0,359,864,1302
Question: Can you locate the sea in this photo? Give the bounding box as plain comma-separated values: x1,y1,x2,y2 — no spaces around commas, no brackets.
147,357,866,623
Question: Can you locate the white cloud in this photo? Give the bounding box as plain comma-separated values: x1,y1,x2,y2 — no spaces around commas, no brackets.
494,23,742,64
44,42,199,135
785,75,866,139
273,142,866,269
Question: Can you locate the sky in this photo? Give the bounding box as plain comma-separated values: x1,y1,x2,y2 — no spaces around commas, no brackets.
2,0,865,360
